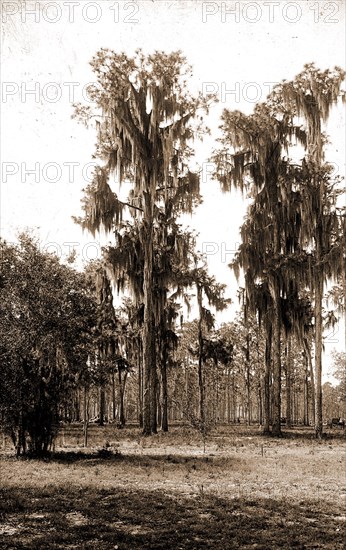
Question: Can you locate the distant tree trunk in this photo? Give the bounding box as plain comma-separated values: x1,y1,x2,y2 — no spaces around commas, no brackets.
303,346,310,427
198,344,205,425
314,269,324,438
215,359,220,422
197,287,205,426
245,333,251,426
232,372,237,423
111,371,116,421
286,334,292,428
258,382,263,426
16,406,26,457
138,337,143,428
99,382,106,426
271,278,282,437
160,354,169,432
221,382,227,423
303,367,309,426
184,360,189,421
304,336,315,426
74,389,81,422
263,323,272,434
227,367,231,423
293,382,299,425
118,369,127,427
157,384,162,428
150,337,158,434
83,385,89,448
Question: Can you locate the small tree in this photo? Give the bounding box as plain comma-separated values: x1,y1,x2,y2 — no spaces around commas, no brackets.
0,234,96,456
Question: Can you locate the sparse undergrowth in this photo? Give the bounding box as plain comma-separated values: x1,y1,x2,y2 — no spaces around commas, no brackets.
1,425,345,549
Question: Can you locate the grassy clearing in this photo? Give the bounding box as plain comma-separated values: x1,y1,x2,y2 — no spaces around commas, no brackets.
1,426,345,549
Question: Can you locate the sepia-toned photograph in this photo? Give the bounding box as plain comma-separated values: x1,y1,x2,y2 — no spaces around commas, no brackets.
1,1,345,548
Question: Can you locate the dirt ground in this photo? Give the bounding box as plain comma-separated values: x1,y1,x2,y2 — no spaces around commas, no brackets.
0,425,345,549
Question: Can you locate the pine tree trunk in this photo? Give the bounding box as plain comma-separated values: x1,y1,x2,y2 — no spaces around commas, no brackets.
161,358,169,432
83,385,89,448
99,383,105,426
303,367,309,426
303,336,315,425
150,342,158,433
245,333,251,426
142,194,155,435
270,212,282,437
272,281,282,436
232,373,237,423
286,333,292,428
111,371,116,421
314,271,324,438
263,322,272,434
138,337,143,428
118,369,125,427
227,367,231,423
185,360,189,422
258,382,263,426
74,389,80,422
197,287,205,426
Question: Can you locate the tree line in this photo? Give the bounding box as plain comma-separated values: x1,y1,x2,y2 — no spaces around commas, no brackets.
1,51,345,455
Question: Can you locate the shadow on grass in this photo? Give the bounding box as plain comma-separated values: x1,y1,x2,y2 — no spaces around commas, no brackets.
219,427,346,442
0,485,345,549
278,429,346,441
29,450,242,469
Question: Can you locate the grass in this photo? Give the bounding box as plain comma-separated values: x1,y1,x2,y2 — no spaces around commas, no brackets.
0,425,345,549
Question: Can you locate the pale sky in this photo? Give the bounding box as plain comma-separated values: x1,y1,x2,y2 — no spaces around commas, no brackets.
1,0,345,372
